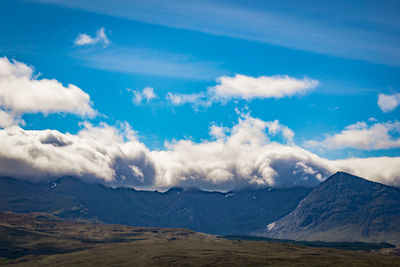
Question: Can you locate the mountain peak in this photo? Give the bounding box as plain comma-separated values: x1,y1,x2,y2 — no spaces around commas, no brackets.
325,171,363,182
321,171,396,192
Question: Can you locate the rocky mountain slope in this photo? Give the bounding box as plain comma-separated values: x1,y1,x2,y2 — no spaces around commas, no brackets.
263,172,400,245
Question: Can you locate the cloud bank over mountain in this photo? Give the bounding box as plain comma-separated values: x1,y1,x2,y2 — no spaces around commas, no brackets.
0,113,400,191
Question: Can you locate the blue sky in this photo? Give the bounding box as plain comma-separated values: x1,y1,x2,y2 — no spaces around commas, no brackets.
0,0,399,190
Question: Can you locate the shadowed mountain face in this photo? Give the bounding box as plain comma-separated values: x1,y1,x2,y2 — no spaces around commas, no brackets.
0,177,311,235
263,172,400,245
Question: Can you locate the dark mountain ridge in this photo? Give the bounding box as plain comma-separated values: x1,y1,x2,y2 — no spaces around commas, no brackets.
262,172,400,245
0,176,312,235
3,172,400,243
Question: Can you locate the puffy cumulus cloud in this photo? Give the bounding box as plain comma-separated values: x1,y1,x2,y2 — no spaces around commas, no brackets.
131,87,157,105
152,115,400,189
210,74,319,101
151,114,333,191
152,142,334,191
74,27,110,47
305,121,400,150
0,57,96,127
0,122,156,188
166,74,318,108
0,113,400,191
378,93,400,113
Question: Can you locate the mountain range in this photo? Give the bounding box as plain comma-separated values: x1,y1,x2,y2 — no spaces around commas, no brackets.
0,177,311,235
1,171,400,244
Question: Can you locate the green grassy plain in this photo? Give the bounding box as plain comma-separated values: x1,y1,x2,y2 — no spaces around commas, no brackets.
1,212,399,266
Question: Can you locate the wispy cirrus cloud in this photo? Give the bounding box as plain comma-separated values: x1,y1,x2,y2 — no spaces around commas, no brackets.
73,47,222,80
74,27,110,47
33,0,400,66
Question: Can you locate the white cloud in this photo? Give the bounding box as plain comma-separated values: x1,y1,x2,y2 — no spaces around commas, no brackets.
166,92,209,107
378,93,400,113
0,122,155,188
132,87,157,105
151,115,400,189
166,74,318,108
209,124,228,140
0,110,21,128
210,74,318,101
142,87,156,101
2,111,400,190
151,114,328,190
265,120,295,144
0,114,326,190
74,27,110,47
0,57,96,127
305,121,400,150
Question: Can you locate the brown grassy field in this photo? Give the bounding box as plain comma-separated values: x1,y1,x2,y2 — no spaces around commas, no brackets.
0,212,399,266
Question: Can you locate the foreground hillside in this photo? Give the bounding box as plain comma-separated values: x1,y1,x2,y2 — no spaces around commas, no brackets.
0,212,399,266
263,172,400,244
0,177,311,235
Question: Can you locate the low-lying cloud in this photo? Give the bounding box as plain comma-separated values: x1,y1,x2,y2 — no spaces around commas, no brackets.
0,122,155,187
1,113,399,191
0,57,96,127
